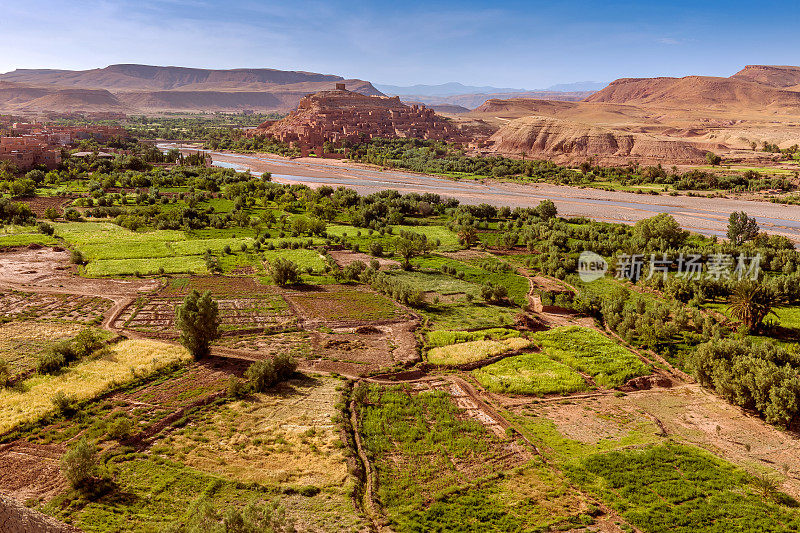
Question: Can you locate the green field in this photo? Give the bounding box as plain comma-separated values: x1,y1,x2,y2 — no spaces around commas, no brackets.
52,222,261,275
85,255,208,276
532,326,650,388
427,337,531,366
418,301,519,330
410,255,529,307
388,269,480,297
390,224,460,250
578,443,800,533
426,327,521,347
262,248,326,271
473,352,588,395
359,384,594,531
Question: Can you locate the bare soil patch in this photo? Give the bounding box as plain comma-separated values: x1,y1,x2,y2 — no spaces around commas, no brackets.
0,247,158,296
0,292,110,323
115,296,295,337
285,285,410,326
215,331,311,357
0,442,67,502
13,196,73,217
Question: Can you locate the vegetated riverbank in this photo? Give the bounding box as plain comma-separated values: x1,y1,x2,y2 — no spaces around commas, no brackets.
160,143,800,244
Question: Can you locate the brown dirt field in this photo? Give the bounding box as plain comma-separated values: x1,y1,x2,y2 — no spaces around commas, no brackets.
308,328,394,372
0,247,159,296
113,361,238,412
158,275,279,298
0,442,67,502
215,331,311,356
285,286,410,326
0,291,111,323
114,296,296,337
439,249,490,261
13,196,73,217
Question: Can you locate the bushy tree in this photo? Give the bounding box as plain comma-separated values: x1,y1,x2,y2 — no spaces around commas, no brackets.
535,199,558,221
176,290,220,359
727,211,760,245
633,213,687,249
457,225,478,248
61,437,97,490
268,257,301,285
705,151,722,166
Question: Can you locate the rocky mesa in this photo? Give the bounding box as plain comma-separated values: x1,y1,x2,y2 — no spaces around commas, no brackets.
253,86,488,155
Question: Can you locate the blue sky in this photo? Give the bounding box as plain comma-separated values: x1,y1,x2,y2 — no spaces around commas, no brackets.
1,0,799,88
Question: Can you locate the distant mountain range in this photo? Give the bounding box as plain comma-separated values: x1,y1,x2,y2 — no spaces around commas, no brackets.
0,64,382,114
374,81,606,109
375,81,607,96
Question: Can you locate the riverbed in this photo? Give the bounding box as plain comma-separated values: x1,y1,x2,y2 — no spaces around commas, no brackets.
160,143,800,243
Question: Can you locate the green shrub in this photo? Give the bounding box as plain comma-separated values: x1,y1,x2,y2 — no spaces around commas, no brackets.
73,329,103,359
227,376,249,398
107,417,134,441
245,353,297,393
51,390,77,416
37,221,54,235
37,350,67,374
246,360,278,392
60,437,97,491
268,257,301,286
70,249,85,265
0,359,8,387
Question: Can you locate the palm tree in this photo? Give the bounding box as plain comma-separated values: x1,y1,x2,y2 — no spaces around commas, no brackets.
727,281,782,332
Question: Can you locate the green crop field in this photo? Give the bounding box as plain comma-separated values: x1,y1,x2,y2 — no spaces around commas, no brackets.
426,327,521,347
358,384,594,531
85,255,208,276
532,326,650,387
410,255,529,307
390,224,460,249
473,352,588,395
427,337,531,366
262,248,326,270
578,443,800,533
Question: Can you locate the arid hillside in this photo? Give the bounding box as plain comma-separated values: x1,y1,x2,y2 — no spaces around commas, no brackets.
0,64,383,114
585,75,800,112
730,65,800,88
486,115,708,164
471,65,800,165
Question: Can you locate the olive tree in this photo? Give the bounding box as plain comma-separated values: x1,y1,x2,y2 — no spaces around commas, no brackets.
176,290,220,359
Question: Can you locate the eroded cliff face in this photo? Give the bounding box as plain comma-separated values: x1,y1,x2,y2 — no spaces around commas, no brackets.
486,115,707,164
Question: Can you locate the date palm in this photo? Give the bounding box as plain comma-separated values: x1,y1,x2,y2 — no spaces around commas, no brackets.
727,281,782,332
